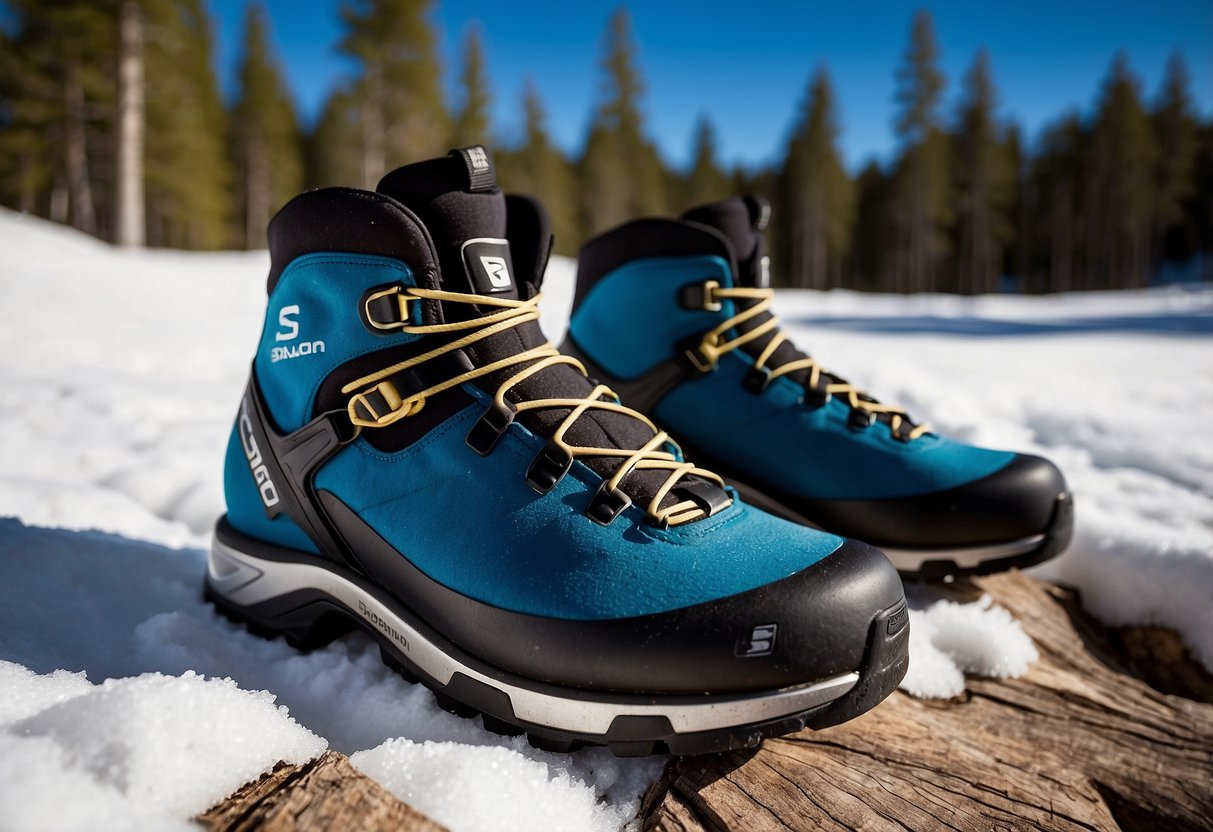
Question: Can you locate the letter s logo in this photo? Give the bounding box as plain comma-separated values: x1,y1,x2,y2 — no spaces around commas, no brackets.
276,305,300,342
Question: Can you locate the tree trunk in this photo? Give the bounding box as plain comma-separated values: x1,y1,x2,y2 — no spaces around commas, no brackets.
114,0,145,247
49,176,69,224
245,136,270,249
361,59,386,189
198,750,446,832
63,62,97,236
17,148,36,214
642,571,1213,831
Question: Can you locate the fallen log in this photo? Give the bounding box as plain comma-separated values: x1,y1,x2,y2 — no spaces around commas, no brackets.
198,750,445,832
641,571,1213,831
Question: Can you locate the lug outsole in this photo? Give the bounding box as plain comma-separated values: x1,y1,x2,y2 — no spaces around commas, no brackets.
204,584,908,757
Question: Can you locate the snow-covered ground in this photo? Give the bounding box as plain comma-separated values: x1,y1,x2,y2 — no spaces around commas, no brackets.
1,208,1210,830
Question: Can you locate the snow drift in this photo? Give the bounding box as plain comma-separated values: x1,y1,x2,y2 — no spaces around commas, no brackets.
1,208,1210,830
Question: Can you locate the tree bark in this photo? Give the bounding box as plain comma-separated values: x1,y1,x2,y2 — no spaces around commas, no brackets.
360,59,386,189
642,571,1213,832
198,750,446,832
114,0,145,247
245,136,269,249
63,61,97,236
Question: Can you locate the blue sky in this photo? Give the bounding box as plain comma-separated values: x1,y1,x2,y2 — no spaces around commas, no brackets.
206,1,1212,172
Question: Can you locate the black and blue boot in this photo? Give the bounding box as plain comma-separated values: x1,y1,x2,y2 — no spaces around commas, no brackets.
562,196,1073,579
206,150,909,756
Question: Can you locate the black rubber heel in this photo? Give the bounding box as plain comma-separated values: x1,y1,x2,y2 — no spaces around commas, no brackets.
204,584,355,651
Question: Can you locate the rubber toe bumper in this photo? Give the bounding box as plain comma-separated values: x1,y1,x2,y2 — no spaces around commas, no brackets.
788,453,1069,549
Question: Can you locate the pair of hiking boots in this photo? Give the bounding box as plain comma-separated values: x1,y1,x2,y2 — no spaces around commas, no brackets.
207,147,1073,756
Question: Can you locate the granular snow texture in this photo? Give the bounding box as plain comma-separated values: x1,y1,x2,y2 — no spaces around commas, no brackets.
2,208,1210,828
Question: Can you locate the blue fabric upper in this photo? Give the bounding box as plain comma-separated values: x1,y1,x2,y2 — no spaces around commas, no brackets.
254,253,424,434
313,387,844,620
570,256,1016,501
224,251,848,620
568,255,737,380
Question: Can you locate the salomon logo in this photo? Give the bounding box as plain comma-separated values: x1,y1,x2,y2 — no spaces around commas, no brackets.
358,599,410,652
275,305,300,341
270,304,325,362
736,623,778,657
238,398,279,508
479,255,512,289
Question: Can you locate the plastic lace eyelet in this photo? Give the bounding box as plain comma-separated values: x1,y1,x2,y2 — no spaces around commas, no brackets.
803,383,831,409
742,365,772,395
466,399,516,456
677,279,722,312
585,480,632,526
847,409,875,431
360,284,411,332
525,441,573,494
890,419,916,443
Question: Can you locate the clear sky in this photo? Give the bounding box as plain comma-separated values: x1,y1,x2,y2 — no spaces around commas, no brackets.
205,0,1212,173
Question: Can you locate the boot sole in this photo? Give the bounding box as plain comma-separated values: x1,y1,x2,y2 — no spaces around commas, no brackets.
205,523,910,757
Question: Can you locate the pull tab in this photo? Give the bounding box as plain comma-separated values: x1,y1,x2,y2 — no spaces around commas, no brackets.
449,145,496,193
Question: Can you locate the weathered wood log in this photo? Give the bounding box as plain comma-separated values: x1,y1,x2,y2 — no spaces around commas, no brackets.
198,750,445,832
642,571,1213,832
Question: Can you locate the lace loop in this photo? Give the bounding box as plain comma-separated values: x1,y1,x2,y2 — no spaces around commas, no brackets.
343,287,731,527
693,282,932,440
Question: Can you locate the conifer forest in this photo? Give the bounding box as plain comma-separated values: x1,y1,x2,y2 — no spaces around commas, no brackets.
1,1,1209,293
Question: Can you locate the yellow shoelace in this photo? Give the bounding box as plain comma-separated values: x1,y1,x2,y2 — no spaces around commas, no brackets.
691,284,932,440
342,287,728,527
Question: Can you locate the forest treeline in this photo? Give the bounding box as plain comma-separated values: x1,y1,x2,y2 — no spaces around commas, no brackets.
1,1,1209,293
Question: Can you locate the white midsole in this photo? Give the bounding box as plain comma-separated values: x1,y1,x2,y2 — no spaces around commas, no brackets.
206,537,859,737
881,535,1046,571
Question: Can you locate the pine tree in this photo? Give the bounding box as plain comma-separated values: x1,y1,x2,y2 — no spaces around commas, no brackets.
952,50,1014,294
1151,53,1199,266
142,0,232,248
0,1,115,235
1191,123,1213,280
1029,114,1087,293
850,162,894,291
580,8,667,235
307,88,362,188
452,25,491,146
495,82,579,254
232,3,303,248
114,0,145,246
1086,54,1157,289
340,0,449,187
890,10,950,293
781,68,854,290
684,116,730,209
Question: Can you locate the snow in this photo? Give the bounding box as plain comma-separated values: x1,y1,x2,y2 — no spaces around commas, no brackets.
352,740,659,832
0,661,325,832
1,207,1211,827
898,593,1038,699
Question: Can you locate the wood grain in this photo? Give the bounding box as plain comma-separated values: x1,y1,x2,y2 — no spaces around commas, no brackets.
198,750,445,832
642,572,1213,832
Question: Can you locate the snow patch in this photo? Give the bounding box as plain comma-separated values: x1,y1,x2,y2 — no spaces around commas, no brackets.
900,594,1039,699
352,739,662,832
0,663,324,832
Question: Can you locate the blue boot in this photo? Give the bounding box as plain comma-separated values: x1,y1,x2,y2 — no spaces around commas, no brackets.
208,150,908,756
563,196,1073,578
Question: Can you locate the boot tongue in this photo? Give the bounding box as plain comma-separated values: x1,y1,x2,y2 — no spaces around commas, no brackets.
376,146,520,302
682,196,771,288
